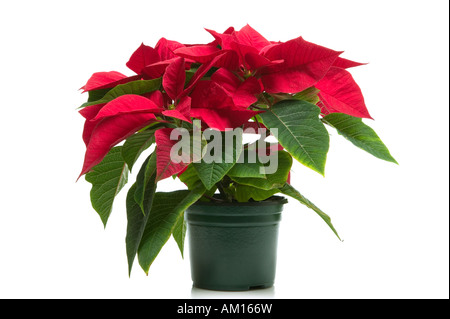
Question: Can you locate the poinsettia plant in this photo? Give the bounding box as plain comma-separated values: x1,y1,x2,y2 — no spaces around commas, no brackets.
77,25,397,275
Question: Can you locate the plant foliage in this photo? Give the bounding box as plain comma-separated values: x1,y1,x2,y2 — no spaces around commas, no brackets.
77,25,396,275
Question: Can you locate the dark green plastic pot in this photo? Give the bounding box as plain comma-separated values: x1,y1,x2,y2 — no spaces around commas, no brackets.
185,196,287,291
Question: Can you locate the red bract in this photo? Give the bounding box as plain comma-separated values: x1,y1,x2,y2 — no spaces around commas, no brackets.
155,128,191,181
174,26,253,71
174,44,239,70
333,57,367,69
79,94,166,176
244,52,284,71
127,39,189,79
78,24,372,179
190,107,262,131
162,96,192,123
155,37,185,61
195,27,299,78
142,58,177,79
190,80,235,110
82,39,187,95
190,80,262,130
260,37,342,93
92,94,163,121
175,25,348,95
211,68,262,108
315,67,372,119
79,103,105,146
143,90,164,108
80,71,140,92
234,24,272,52
79,112,158,177
126,43,160,75
162,57,186,101
181,52,230,96
174,45,222,64
205,27,262,71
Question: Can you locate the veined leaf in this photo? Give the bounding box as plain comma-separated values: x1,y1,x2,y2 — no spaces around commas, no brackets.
227,149,267,178
172,215,187,258
137,186,205,274
258,99,330,176
125,183,155,276
122,128,158,171
103,78,161,101
322,113,398,164
292,87,321,105
87,88,110,102
179,164,217,197
193,130,243,190
125,152,158,276
233,183,279,202
279,183,341,240
230,151,292,190
134,153,157,214
85,147,128,227
179,164,204,189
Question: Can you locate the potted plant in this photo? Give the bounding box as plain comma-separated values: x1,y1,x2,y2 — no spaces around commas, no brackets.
77,25,397,291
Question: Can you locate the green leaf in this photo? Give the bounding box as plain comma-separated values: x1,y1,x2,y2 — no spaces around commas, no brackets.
122,129,157,172
292,87,321,105
227,149,267,179
179,164,217,198
185,69,196,86
103,78,161,100
125,154,158,275
258,99,330,175
134,153,157,214
230,151,292,190
279,183,341,240
193,130,243,190
126,184,142,275
322,113,398,164
172,215,187,258
85,147,128,227
178,164,203,189
87,88,111,102
80,78,162,108
137,186,205,274
125,181,156,276
233,183,279,202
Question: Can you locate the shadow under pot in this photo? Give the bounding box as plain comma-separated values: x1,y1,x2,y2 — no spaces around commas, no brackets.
185,196,287,291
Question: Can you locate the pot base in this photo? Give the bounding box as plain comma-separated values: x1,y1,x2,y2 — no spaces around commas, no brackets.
193,282,273,292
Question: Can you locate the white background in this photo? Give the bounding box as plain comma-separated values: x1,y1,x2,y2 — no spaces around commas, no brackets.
0,0,448,299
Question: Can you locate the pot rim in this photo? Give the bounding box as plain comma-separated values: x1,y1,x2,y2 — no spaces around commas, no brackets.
192,195,288,207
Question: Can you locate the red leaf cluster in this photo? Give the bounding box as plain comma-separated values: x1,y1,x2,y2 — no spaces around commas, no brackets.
78,25,370,180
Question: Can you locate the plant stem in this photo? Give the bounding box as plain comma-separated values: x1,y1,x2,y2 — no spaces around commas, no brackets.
250,105,267,110
202,194,225,202
253,116,262,129
216,182,232,202
261,93,273,108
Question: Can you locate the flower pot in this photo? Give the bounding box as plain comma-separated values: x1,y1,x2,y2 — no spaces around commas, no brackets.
185,196,287,291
